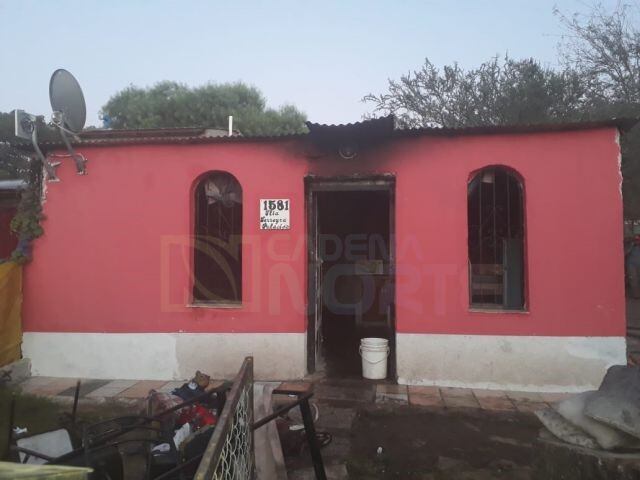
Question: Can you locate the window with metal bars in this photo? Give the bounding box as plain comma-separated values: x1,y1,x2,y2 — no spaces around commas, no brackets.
193,171,242,304
467,166,525,310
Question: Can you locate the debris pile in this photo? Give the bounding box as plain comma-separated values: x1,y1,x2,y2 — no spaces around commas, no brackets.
146,370,228,477
536,365,640,451
7,370,230,479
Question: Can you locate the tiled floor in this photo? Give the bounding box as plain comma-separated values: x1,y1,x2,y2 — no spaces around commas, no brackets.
382,384,568,412
16,375,570,412
116,380,168,398
86,380,137,398
17,376,189,400
18,377,79,396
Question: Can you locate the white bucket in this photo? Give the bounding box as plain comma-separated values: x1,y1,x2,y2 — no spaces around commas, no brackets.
359,338,389,380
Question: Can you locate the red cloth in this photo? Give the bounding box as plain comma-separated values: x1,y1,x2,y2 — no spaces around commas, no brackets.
177,403,217,429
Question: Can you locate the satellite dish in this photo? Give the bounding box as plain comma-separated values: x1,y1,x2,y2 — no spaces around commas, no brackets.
48,69,88,175
13,68,90,181
49,69,86,133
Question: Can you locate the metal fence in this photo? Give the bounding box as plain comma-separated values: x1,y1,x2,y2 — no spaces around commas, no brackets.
195,357,255,480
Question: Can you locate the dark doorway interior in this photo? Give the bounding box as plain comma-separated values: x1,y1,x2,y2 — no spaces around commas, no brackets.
315,189,394,378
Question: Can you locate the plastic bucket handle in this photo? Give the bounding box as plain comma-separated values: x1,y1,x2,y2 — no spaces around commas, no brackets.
361,338,388,345
359,346,390,363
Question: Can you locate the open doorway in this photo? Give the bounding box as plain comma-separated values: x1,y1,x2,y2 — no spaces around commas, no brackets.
306,177,395,379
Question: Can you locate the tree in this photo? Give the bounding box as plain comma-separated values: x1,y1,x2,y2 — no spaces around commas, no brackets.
100,81,308,136
363,56,589,128
555,4,640,219
556,4,640,109
364,4,640,218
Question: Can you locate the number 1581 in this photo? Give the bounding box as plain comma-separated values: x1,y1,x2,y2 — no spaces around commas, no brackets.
263,200,289,211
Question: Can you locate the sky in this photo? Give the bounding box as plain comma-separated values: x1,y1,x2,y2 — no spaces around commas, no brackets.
0,0,628,128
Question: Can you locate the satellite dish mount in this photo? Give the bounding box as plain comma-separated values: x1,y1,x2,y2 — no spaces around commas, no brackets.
14,69,89,182
14,110,61,182
49,69,88,175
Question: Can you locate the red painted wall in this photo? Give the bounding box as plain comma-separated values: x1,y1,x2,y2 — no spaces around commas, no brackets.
23,128,625,336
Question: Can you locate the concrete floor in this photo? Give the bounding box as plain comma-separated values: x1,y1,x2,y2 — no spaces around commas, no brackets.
16,375,564,409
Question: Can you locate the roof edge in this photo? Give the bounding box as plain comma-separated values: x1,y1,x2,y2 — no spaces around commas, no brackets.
23,117,639,150
393,118,639,139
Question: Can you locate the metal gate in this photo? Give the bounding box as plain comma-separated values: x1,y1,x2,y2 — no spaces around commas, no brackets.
195,357,254,480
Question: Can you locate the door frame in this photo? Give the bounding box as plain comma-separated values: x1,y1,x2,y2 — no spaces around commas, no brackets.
305,174,397,377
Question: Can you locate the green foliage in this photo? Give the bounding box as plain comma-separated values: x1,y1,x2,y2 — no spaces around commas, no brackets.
0,138,42,264
9,187,43,264
364,56,590,128
101,81,308,135
0,114,44,263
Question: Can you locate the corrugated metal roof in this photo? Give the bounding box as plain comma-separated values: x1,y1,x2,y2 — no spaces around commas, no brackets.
393,118,639,138
34,131,306,149
79,126,231,139
30,116,638,150
306,115,395,136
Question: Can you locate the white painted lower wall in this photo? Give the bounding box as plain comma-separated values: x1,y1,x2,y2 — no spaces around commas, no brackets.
396,334,627,392
24,332,626,391
23,332,306,381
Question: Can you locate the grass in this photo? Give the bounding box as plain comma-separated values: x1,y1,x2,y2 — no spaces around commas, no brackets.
0,386,138,460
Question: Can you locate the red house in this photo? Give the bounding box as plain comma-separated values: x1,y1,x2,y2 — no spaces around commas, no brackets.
22,117,630,391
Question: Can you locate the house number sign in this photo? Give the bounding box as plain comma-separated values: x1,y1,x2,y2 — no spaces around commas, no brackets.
260,199,290,230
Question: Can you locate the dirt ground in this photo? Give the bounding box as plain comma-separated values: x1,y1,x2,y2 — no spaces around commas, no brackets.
346,405,540,480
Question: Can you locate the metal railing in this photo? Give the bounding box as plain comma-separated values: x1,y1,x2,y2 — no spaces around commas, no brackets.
253,388,327,480
195,357,255,480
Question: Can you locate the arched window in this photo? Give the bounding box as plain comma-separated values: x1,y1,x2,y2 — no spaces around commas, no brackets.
467,166,525,310
193,171,242,304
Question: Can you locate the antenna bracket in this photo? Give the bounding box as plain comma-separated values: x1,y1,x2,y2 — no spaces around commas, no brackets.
52,112,87,175
14,111,60,182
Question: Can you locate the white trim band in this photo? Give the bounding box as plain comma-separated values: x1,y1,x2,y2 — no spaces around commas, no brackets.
23,332,625,391
23,332,306,381
396,334,626,392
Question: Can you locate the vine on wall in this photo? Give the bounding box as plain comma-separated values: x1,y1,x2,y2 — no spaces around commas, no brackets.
9,187,44,264
0,145,43,264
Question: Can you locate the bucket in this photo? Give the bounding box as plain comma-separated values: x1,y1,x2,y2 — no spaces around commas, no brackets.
359,338,389,380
